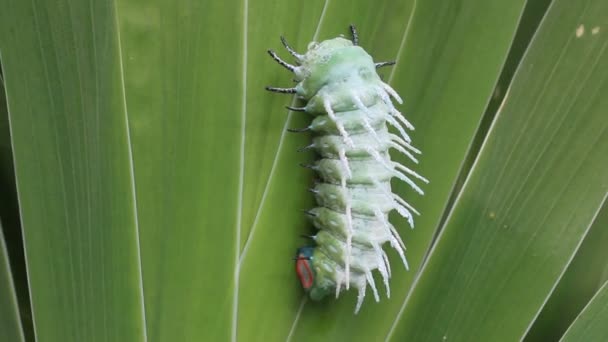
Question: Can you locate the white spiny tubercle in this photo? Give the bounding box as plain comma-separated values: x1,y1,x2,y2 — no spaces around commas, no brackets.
352,91,385,143
339,148,353,179
379,264,390,299
393,171,425,195
374,180,405,219
372,243,384,268
323,98,354,147
354,93,384,144
389,142,419,163
389,223,407,253
351,91,373,115
362,117,381,142
374,207,409,270
380,81,403,104
355,282,367,314
373,244,391,298
393,203,415,228
394,163,429,184
376,87,406,127
374,208,405,251
389,232,409,270
398,246,410,270
393,194,420,216
390,109,415,130
371,180,416,226
374,208,390,230
339,121,355,147
375,85,393,106
385,115,411,142
381,249,392,277
366,147,394,171
346,215,353,290
335,273,343,299
389,133,420,154
389,232,409,269
376,85,413,132
345,186,353,290
365,270,380,302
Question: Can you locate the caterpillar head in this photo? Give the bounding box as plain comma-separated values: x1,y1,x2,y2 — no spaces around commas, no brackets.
295,247,333,300
266,27,399,114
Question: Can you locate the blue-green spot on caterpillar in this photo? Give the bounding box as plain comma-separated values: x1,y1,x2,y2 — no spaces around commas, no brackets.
267,25,428,313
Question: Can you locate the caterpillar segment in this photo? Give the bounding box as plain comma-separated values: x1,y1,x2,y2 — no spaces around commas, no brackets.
268,26,428,313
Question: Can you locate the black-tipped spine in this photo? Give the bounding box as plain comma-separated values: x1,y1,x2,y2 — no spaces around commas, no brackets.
298,144,315,152
265,86,297,94
375,61,396,68
301,209,318,217
349,24,359,45
299,163,317,170
267,50,296,72
280,36,303,59
286,105,307,112
287,127,310,133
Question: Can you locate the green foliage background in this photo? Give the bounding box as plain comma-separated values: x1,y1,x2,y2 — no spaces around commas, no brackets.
0,0,606,341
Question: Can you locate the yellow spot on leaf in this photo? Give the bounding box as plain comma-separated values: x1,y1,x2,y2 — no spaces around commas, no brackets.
576,24,585,38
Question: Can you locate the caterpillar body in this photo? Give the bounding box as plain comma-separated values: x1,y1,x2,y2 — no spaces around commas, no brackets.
266,26,427,313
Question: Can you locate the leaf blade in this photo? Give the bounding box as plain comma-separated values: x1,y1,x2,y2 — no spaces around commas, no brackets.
0,1,147,340
236,0,527,341
0,221,24,342
561,280,608,342
525,201,608,341
390,0,608,339
116,0,245,340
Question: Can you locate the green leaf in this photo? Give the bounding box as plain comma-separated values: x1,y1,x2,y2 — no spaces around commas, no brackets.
390,0,608,340
1,54,33,342
2,0,605,340
0,1,146,340
116,0,246,340
525,201,608,341
237,0,527,341
561,280,608,341
0,221,24,342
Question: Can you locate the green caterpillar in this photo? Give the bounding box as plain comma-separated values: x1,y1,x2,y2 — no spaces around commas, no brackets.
266,25,427,313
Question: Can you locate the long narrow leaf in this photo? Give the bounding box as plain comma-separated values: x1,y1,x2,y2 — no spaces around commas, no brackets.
525,201,608,341
1,57,33,342
116,0,244,340
0,221,24,342
0,1,146,340
390,0,608,340
238,0,527,341
561,280,608,341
